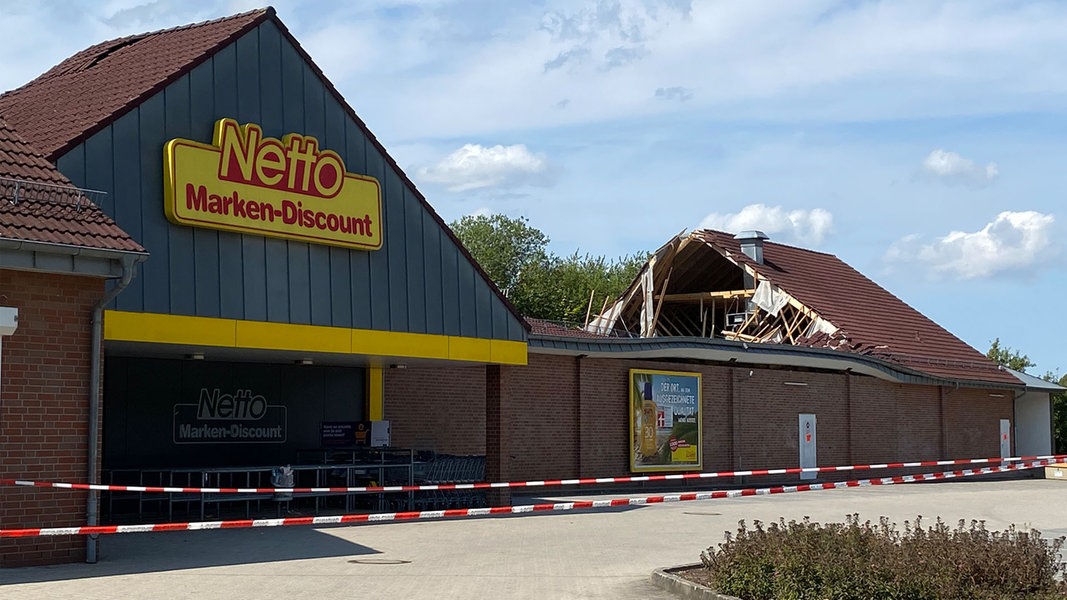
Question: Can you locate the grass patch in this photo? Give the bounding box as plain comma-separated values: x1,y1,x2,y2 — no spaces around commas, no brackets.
698,515,1067,599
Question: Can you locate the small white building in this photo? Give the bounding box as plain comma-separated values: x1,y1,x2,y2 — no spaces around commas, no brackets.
1006,368,1064,456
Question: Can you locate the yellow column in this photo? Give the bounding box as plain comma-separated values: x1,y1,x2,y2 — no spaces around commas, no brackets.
367,366,384,420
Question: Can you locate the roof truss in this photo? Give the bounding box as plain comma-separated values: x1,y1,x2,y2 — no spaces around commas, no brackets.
590,231,838,344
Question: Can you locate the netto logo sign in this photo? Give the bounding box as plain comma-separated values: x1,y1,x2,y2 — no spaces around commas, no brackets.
197,388,267,420
173,387,287,444
163,118,383,250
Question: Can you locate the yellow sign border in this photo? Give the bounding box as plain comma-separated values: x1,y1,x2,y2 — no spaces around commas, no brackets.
163,121,383,251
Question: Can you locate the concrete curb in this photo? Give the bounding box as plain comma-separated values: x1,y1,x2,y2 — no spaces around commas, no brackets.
650,564,741,600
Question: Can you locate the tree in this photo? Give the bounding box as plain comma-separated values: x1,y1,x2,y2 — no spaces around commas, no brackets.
986,338,1035,371
449,214,549,298
516,251,647,323
450,213,647,322
1047,372,1067,454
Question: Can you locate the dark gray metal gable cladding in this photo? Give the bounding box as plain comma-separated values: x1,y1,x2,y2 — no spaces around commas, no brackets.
529,334,1024,390
55,19,526,343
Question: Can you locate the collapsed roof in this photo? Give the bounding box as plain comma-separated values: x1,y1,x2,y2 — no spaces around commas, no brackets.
587,229,1018,386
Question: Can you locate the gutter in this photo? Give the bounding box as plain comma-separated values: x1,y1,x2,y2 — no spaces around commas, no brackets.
0,237,145,260
86,253,145,563
528,334,1025,391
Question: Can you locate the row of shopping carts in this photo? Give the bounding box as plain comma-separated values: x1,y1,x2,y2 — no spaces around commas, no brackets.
412,454,487,510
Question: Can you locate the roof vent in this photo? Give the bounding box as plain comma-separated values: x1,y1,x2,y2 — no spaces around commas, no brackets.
734,230,769,264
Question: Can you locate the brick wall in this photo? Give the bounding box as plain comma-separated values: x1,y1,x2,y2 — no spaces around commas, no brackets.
733,367,851,471
849,376,901,464
506,355,579,480
0,269,103,567
943,387,1014,458
383,365,486,456
575,357,631,477
383,352,1022,495
895,384,943,460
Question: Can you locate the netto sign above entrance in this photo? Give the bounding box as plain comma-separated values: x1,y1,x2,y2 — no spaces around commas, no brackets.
173,387,287,444
164,118,383,250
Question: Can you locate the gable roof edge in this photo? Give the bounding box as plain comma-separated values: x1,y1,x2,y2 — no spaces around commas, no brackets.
38,8,275,163
264,12,530,333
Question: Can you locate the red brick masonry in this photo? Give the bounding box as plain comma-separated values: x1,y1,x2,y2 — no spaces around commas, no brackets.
386,354,1013,484
0,270,102,566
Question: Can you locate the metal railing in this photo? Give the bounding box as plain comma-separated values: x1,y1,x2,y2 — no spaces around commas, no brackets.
0,176,107,210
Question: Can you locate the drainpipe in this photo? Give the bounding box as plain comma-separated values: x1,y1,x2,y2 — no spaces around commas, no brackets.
86,254,142,563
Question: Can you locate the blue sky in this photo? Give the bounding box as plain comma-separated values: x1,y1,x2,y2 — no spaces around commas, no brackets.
2,0,1064,376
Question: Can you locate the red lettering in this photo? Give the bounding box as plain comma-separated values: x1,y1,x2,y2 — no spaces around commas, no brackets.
186,184,208,211
281,200,298,225
186,186,373,241
213,119,346,198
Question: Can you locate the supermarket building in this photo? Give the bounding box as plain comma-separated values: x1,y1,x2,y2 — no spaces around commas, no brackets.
0,7,1056,567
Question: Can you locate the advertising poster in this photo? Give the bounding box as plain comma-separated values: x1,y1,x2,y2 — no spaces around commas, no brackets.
629,369,702,472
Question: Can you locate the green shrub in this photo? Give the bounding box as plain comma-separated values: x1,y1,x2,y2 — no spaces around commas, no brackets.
700,515,1067,600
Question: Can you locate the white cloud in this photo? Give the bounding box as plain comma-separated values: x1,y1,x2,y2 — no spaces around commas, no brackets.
467,206,494,218
920,149,999,187
417,144,550,192
7,2,1067,142
885,211,1055,279
698,204,834,247
655,86,693,101
284,0,1067,141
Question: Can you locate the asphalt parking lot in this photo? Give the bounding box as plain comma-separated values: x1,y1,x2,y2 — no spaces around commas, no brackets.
2,477,1065,599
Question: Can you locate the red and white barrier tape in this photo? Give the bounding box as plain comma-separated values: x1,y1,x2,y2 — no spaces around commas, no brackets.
0,459,1052,538
2,454,1063,496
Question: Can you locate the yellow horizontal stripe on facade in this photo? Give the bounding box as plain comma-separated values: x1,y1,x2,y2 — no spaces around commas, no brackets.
103,311,237,347
103,310,526,364
491,339,529,366
351,328,450,360
449,336,492,362
237,320,350,353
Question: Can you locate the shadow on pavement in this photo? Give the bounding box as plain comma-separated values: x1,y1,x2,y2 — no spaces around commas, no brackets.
1,526,377,583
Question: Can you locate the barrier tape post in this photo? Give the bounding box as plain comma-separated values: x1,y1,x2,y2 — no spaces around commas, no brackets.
0,458,1054,539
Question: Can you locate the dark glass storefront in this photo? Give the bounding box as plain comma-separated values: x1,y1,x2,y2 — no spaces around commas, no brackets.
104,357,364,468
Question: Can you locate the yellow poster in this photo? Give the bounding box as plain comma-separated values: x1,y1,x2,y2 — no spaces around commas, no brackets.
629,369,702,472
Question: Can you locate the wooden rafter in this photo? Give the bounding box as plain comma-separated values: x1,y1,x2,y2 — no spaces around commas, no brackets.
649,265,674,337
656,290,754,303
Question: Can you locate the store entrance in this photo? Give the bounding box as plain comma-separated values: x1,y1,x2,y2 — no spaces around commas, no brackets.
103,357,366,469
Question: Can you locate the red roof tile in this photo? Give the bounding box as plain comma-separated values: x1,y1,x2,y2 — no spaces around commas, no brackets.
0,9,270,160
0,116,144,253
695,230,1016,385
527,318,608,339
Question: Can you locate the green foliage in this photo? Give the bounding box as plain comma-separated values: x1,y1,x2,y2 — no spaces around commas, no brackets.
1047,372,1067,454
449,214,550,298
700,515,1067,600
515,251,646,322
987,338,1037,372
450,213,647,322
